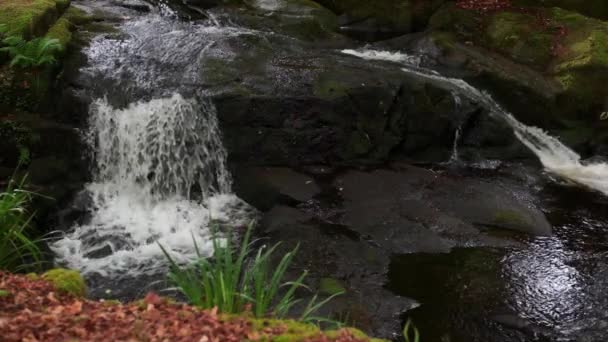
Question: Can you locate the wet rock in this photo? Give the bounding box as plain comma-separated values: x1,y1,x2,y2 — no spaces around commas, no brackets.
387,248,513,342
260,205,414,337
337,166,551,239
312,0,446,41
210,39,477,166
422,3,608,152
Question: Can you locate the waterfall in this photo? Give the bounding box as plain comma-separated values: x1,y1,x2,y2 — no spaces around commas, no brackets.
52,94,249,276
342,48,608,196
49,6,262,277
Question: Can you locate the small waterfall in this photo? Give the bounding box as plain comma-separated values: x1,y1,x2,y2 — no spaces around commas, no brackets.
342,48,608,196
52,94,249,276
449,126,462,164
52,10,257,276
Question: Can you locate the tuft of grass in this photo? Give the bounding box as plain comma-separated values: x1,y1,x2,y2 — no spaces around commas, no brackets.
160,225,343,324
403,318,420,342
0,173,42,272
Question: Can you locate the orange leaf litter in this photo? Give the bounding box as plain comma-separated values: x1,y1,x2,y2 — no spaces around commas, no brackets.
0,272,368,342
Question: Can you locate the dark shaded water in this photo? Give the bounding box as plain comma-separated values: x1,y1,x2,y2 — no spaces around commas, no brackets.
389,173,608,342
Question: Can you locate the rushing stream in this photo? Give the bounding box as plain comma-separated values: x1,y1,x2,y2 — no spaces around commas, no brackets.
48,1,608,341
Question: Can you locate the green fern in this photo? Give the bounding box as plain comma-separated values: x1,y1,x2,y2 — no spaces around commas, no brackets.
0,36,61,69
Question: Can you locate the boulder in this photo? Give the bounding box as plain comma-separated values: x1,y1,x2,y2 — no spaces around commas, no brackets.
425,4,608,152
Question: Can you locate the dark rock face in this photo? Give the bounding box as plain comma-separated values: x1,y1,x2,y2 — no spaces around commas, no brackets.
241,163,551,338
214,61,476,166
312,0,447,41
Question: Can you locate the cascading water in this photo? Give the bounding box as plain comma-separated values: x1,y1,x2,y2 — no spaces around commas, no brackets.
342,48,608,196
52,7,255,276
52,95,249,276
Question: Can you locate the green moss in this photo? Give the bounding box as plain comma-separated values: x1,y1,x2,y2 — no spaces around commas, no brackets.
45,17,72,51
42,268,87,297
0,289,10,297
62,6,91,26
484,11,554,68
0,0,64,38
313,75,349,100
226,316,386,341
493,210,528,228
319,278,346,296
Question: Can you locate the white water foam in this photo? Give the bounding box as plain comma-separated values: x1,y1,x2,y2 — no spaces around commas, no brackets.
342,48,608,196
52,94,251,276
341,48,421,66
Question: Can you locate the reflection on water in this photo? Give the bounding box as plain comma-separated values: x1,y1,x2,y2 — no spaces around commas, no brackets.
503,237,585,337
388,179,608,342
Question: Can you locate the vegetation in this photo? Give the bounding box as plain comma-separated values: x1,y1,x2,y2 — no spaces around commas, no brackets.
0,35,61,69
41,268,87,297
161,225,343,324
0,0,70,38
0,174,41,272
402,319,420,342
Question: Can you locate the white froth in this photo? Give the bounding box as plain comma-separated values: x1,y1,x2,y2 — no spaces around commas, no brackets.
52,95,251,276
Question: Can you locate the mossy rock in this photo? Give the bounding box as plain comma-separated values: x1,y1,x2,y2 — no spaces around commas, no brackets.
45,16,73,52
0,0,70,39
484,11,554,68
430,4,608,124
42,268,87,297
245,317,387,341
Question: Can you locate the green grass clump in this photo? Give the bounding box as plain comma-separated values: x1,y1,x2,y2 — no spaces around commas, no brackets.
42,268,87,297
161,225,342,323
0,174,42,272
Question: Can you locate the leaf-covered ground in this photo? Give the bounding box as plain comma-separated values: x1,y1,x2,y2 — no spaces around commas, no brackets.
0,272,372,342
456,0,511,11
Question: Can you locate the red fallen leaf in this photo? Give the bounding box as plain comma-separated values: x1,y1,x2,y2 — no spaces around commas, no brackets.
0,272,370,342
47,292,59,303
65,301,83,315
144,292,163,305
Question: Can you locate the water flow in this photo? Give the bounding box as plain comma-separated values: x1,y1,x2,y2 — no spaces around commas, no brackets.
342,48,608,196
53,95,248,276
52,10,255,276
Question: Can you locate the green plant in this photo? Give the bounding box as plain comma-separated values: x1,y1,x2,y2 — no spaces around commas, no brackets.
0,36,61,68
160,225,343,323
0,35,61,92
0,173,42,272
403,318,420,342
0,120,37,167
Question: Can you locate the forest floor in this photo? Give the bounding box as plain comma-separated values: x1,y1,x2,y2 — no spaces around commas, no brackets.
0,272,377,342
